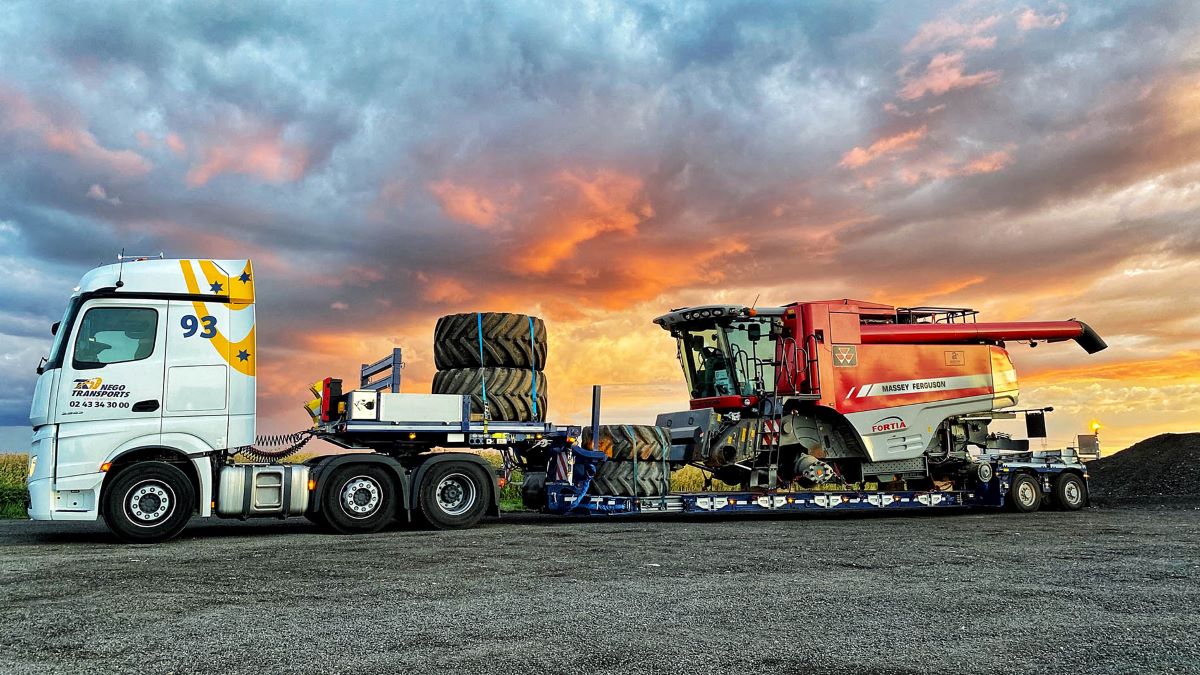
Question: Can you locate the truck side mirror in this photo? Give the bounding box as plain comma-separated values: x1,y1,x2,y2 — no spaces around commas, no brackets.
747,323,762,342
51,321,60,336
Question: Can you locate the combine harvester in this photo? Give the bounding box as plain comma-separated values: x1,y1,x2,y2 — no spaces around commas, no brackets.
24,257,1105,542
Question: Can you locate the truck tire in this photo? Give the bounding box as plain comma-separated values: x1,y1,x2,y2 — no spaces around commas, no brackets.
416,461,491,529
1007,473,1042,513
101,461,195,544
582,424,670,461
322,465,397,534
589,461,669,497
434,312,547,370
432,367,547,421
1052,472,1087,511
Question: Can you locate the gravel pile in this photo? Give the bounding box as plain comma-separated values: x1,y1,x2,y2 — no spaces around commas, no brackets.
1088,432,1200,506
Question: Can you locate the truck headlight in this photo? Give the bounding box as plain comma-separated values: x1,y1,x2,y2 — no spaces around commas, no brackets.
27,455,37,479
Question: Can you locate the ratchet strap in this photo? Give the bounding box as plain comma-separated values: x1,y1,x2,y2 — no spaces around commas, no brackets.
528,316,539,417
477,312,489,432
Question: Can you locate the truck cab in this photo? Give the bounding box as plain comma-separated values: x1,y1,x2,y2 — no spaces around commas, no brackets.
26,257,257,527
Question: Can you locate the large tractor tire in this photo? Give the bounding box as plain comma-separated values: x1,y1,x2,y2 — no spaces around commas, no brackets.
432,367,548,421
434,312,548,370
582,424,670,461
589,461,669,497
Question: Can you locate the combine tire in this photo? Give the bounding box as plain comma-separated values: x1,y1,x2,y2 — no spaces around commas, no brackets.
589,461,669,497
1052,472,1087,511
582,424,670,461
1007,473,1042,513
434,312,547,370
431,368,548,421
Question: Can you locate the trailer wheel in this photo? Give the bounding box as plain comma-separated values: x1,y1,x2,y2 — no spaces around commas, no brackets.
101,461,194,544
322,465,396,534
589,461,669,497
433,312,547,370
582,424,670,461
431,367,548,422
1052,472,1087,511
1007,473,1042,513
417,462,490,529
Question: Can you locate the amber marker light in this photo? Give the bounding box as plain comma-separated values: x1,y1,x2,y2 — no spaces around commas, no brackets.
100,462,112,472
307,479,316,491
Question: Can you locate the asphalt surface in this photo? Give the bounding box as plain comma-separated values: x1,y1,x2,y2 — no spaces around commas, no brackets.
1,507,1198,674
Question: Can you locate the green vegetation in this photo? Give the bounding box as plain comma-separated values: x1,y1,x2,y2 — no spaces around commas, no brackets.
0,454,29,519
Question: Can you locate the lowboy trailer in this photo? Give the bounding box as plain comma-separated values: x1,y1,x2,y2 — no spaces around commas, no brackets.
25,258,1099,543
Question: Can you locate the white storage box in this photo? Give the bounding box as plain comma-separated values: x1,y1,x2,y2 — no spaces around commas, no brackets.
378,393,464,424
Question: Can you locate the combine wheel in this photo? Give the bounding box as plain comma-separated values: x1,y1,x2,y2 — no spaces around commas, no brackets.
582,424,670,461
433,312,547,370
1007,473,1042,513
417,461,491,529
589,461,669,497
101,461,195,544
322,465,396,534
1052,472,1087,511
432,368,548,421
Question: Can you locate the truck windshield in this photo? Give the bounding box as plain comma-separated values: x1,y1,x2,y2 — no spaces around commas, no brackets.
44,296,82,371
676,319,776,399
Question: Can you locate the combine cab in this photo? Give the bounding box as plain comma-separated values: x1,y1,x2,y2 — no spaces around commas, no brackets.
653,300,1106,490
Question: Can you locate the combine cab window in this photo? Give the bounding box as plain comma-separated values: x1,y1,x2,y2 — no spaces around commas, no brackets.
678,328,737,399
73,307,159,369
725,321,776,396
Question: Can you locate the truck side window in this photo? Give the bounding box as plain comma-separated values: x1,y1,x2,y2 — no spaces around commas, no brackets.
72,307,158,369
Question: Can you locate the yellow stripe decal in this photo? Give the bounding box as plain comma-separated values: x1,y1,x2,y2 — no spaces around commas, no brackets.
179,260,256,376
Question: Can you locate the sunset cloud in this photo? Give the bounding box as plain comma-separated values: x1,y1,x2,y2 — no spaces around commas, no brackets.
0,1,1197,452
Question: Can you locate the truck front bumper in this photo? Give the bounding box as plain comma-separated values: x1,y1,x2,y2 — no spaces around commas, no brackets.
26,474,103,521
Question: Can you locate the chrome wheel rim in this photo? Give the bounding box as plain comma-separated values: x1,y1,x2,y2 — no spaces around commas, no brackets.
1018,481,1037,507
435,473,476,517
1064,480,1082,505
340,476,382,519
125,480,174,527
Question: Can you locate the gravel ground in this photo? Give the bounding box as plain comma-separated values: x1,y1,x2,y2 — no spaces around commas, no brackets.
1,507,1198,674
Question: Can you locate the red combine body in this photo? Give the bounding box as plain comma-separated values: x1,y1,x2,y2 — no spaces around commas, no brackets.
654,300,1105,488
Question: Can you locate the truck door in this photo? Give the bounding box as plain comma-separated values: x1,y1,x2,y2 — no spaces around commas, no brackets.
53,299,168,480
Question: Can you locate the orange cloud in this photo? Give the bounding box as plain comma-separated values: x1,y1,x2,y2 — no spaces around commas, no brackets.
0,86,152,176
427,180,509,228
1017,6,1068,31
961,150,1012,175
165,132,187,156
520,169,653,274
185,130,309,187
1024,351,1200,385
840,125,928,169
898,52,1001,101
905,15,1000,52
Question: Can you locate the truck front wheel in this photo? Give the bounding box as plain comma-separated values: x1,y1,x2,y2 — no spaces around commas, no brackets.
417,462,490,529
101,462,195,544
322,465,397,534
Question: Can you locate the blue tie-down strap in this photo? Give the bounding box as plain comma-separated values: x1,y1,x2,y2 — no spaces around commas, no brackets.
528,316,538,416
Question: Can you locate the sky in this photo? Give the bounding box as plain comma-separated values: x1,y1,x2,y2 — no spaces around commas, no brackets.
1,0,1198,453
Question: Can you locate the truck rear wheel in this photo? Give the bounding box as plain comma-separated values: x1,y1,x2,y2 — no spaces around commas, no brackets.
416,461,491,529
433,312,548,370
101,461,194,544
431,367,547,421
1007,473,1042,513
582,424,670,461
322,465,396,534
589,461,669,497
1053,472,1087,511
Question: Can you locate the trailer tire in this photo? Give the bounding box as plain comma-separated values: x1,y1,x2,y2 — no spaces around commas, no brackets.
1052,472,1087,511
434,312,547,370
416,461,491,529
431,367,547,421
582,424,670,461
322,465,396,534
589,461,669,497
1007,473,1041,513
101,461,194,544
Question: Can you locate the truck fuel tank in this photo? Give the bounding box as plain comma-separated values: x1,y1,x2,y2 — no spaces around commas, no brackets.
216,464,310,518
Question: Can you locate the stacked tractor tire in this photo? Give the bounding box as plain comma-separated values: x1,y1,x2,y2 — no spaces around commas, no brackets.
582,424,672,498
431,312,548,421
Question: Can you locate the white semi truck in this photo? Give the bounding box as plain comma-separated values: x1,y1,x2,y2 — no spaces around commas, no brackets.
25,257,1095,543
